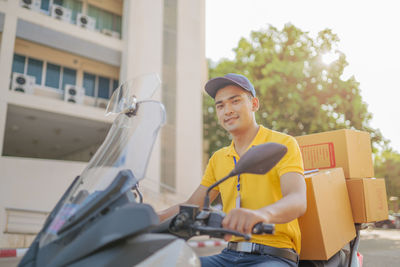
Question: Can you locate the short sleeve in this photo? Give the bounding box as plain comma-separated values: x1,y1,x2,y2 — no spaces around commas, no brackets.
275,136,304,177
200,153,220,191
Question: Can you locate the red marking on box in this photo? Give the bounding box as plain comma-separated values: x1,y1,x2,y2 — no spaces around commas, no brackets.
300,142,336,170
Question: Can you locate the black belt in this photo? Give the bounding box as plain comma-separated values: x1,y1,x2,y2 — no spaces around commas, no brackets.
227,242,299,263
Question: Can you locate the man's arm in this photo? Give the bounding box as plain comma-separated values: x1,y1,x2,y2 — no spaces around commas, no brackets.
158,184,219,222
222,172,306,236
258,172,307,222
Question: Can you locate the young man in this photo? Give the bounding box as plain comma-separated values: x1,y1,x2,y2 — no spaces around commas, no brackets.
158,73,306,266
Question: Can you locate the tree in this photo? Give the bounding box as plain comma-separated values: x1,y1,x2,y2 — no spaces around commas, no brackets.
374,149,400,211
204,24,385,158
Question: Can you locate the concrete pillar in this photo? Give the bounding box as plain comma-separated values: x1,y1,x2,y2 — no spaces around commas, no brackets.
175,0,206,196
0,1,18,89
120,0,164,194
0,1,18,154
120,0,163,81
0,0,18,242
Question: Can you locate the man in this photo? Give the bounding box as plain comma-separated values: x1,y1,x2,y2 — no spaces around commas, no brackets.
158,73,306,266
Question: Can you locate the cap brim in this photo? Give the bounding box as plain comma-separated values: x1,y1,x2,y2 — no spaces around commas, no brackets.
205,77,242,98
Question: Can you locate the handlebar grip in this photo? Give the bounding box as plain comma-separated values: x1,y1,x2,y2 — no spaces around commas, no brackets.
252,223,275,235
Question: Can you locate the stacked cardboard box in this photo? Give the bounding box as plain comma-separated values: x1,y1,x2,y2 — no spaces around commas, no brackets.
295,129,389,260
298,168,356,260
346,178,388,223
295,129,374,178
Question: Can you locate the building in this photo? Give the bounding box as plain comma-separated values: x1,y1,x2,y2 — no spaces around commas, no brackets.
0,0,205,248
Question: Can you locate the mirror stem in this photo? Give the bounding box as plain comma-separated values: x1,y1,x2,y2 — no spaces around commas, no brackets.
203,172,235,210
203,195,210,211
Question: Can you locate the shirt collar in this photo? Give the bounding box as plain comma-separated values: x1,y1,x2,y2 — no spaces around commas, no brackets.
225,125,269,158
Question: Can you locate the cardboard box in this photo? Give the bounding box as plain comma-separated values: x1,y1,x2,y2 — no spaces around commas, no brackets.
295,129,374,178
299,168,356,260
346,178,389,223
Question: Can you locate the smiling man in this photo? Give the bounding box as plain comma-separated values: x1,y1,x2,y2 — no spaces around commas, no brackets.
158,73,306,266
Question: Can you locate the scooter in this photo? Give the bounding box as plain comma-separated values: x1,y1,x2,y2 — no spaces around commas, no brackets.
18,73,362,267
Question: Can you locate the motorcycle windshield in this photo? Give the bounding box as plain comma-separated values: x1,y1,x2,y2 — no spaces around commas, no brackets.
106,73,160,115
39,74,166,247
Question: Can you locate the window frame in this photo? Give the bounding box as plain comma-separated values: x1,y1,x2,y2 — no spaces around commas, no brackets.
12,53,118,100
83,71,119,100
87,4,122,35
44,61,63,91
13,54,45,86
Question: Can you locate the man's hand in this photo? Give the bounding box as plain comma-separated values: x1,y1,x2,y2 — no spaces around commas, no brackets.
158,185,219,222
220,172,306,241
221,208,269,241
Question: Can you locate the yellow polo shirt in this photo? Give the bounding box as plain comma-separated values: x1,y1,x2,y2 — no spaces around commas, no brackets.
201,125,304,253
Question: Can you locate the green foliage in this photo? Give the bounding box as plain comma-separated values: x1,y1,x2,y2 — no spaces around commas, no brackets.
204,24,385,157
374,149,400,209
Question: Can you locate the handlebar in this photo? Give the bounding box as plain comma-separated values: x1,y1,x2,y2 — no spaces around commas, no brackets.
165,205,275,240
192,222,275,240
192,225,251,240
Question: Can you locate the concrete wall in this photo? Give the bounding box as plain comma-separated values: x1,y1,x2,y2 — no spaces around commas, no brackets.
0,157,86,248
0,0,206,248
6,90,114,124
16,17,121,66
119,0,164,199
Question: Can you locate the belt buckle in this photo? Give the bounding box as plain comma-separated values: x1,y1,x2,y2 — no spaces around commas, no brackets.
236,242,253,253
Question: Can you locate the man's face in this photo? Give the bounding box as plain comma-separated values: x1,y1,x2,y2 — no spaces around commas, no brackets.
214,85,258,134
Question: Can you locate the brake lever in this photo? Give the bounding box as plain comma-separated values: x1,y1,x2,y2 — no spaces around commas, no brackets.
192,225,251,241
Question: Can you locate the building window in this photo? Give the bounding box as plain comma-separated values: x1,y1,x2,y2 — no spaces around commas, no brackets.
27,58,43,85
83,73,96,97
41,0,82,22
57,0,83,22
11,54,119,99
83,72,118,99
40,0,50,11
12,54,43,85
45,63,61,89
87,5,122,36
44,62,77,90
12,54,26,74
113,80,119,92
12,54,77,90
62,67,77,91
98,76,110,99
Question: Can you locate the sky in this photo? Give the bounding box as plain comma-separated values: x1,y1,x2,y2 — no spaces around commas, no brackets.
206,0,400,153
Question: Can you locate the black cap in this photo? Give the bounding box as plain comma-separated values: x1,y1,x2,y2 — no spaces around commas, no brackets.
205,73,256,98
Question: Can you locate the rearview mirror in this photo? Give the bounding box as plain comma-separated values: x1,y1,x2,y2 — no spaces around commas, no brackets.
201,142,287,211
229,142,288,177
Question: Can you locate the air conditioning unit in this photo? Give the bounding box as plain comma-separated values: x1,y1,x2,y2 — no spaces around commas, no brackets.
51,4,72,23
11,73,35,94
77,13,96,31
20,0,41,10
64,84,84,104
96,98,108,109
